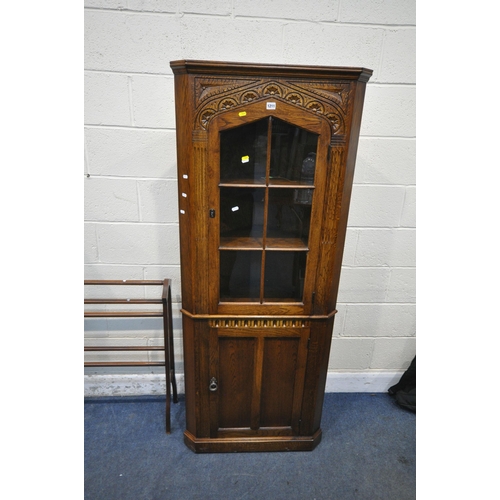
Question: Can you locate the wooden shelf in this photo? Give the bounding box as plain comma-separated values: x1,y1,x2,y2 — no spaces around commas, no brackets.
266,237,308,250
220,179,266,187
219,178,315,189
220,236,263,249
268,178,314,188
219,236,308,251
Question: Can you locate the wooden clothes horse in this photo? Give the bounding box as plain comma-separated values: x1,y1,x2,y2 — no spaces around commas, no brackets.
84,279,178,433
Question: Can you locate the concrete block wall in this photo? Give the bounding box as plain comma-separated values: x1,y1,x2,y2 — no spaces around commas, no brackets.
84,0,416,394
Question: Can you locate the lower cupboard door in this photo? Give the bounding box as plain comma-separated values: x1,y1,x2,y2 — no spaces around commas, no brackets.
209,328,309,438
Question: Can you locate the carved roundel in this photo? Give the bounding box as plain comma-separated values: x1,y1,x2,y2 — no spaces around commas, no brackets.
263,84,283,97
200,108,217,128
285,92,304,106
326,113,343,133
307,101,325,114
218,98,238,111
241,91,259,103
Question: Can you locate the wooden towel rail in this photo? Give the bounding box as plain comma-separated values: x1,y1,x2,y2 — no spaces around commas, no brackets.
84,279,178,433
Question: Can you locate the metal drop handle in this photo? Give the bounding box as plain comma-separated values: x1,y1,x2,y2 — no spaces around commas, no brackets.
209,377,218,392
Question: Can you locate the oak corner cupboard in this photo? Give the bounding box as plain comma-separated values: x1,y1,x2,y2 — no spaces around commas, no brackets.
170,60,372,453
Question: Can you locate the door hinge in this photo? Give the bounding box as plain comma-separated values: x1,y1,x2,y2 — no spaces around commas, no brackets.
209,209,215,218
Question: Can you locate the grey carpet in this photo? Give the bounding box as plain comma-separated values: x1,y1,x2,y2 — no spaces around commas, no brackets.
84,393,415,500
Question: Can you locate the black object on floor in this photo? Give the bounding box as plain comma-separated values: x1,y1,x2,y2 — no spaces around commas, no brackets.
389,356,416,412
85,393,415,500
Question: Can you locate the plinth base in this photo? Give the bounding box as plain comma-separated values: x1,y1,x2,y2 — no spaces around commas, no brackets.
183,429,322,453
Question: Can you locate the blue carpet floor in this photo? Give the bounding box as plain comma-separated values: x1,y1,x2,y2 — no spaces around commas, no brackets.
84,393,415,500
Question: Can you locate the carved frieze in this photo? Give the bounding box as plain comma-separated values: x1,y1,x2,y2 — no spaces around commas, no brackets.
209,318,310,329
289,81,351,109
193,77,352,136
194,77,259,108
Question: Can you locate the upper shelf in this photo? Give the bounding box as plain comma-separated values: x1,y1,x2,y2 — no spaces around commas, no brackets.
219,236,309,251
219,178,315,189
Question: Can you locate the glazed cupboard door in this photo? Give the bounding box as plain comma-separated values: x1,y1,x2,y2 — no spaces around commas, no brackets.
208,322,309,438
207,102,331,316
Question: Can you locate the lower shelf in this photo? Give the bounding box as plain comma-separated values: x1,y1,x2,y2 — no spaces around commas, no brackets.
183,429,322,453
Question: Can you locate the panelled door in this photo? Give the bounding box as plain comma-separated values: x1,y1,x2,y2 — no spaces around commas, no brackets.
208,322,310,438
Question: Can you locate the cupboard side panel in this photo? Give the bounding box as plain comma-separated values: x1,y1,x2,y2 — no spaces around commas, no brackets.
192,132,210,313
182,315,196,434
173,73,195,313
311,317,335,432
329,81,368,310
313,143,345,316
299,318,334,435
183,318,212,438
196,320,212,438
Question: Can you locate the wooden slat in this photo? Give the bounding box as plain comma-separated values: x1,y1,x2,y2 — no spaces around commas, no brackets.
85,346,164,351
84,298,162,304
84,311,163,318
85,362,165,367
84,280,164,285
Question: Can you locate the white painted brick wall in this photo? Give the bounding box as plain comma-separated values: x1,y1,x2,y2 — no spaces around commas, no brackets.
84,0,416,390
355,138,416,185
85,128,178,177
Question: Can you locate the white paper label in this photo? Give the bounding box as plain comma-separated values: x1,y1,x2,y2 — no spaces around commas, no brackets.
266,102,276,110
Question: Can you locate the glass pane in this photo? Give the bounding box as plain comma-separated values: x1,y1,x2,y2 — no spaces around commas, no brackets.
264,251,307,301
220,187,265,247
220,250,262,301
218,117,319,304
220,118,268,184
267,189,312,248
269,118,318,185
